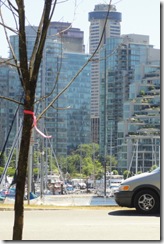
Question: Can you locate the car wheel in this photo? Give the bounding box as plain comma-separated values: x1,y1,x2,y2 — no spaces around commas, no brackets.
134,189,159,214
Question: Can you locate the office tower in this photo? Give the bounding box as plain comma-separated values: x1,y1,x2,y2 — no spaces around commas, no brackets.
99,34,160,172
38,46,91,157
88,4,122,143
7,23,91,157
59,52,91,155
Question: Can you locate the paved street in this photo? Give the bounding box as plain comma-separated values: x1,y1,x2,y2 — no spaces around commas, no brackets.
0,208,160,241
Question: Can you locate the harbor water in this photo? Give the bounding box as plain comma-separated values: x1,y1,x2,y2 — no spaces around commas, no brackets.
3,194,117,206
37,194,117,206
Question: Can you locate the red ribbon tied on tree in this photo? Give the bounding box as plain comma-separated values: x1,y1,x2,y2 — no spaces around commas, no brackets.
24,110,52,138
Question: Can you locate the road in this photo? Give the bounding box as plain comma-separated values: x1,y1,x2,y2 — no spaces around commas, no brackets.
0,208,160,241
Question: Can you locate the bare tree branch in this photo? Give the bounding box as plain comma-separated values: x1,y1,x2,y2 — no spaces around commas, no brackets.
0,57,14,64
0,6,24,88
0,95,24,105
15,0,29,90
7,0,18,13
0,22,18,33
51,104,71,110
0,0,18,32
29,0,57,81
7,0,19,30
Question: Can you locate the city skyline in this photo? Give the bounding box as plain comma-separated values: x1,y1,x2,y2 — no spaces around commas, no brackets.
0,7,160,172
0,0,160,58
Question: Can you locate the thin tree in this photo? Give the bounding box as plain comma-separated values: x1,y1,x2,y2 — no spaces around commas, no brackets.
0,0,57,240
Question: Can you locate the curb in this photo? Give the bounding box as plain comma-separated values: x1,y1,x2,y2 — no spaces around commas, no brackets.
0,204,129,211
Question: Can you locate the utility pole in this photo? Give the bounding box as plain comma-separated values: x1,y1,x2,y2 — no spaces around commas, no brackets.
104,46,107,198
159,145,160,166
109,123,112,187
40,142,44,200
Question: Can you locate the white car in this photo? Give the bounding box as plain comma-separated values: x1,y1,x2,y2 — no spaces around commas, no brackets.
114,167,160,214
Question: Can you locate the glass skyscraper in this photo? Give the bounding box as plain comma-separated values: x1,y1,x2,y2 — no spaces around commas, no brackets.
89,4,122,143
2,23,91,157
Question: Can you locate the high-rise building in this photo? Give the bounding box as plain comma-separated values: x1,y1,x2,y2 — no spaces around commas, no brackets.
39,47,91,157
4,23,91,157
60,52,91,155
99,34,160,172
88,4,122,143
117,62,160,172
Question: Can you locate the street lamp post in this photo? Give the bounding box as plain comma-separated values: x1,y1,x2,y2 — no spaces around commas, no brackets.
40,150,44,199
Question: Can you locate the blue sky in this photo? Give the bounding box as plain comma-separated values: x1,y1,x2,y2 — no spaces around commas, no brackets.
0,0,160,57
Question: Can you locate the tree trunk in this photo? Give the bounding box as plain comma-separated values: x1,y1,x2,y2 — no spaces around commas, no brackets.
12,107,33,240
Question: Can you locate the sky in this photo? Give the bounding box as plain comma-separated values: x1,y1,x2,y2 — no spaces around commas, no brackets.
0,0,160,57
